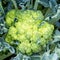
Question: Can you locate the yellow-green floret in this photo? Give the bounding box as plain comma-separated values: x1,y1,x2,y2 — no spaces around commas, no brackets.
5,10,54,55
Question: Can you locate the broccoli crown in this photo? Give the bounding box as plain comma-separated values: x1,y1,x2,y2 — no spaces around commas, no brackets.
6,10,44,26
5,10,54,55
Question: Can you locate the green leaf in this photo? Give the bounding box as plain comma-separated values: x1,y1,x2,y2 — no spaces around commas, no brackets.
54,47,60,58
31,55,41,60
41,51,58,60
52,29,60,43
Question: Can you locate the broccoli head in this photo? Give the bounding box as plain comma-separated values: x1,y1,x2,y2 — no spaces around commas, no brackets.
5,10,54,55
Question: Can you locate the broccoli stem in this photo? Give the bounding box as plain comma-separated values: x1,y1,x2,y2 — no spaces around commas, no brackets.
11,0,18,9
34,0,39,10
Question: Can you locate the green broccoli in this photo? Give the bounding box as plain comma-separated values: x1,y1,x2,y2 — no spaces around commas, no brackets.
5,9,54,55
